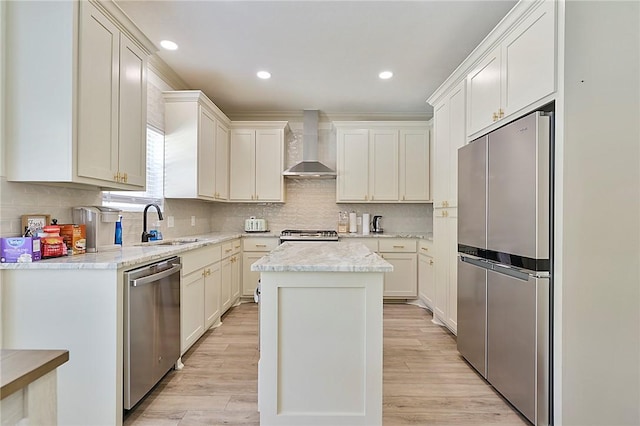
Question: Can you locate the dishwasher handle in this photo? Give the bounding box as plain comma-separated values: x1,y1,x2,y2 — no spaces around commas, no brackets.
131,263,182,287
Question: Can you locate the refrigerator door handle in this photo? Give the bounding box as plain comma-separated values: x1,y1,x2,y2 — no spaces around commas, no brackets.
491,263,531,281
459,254,492,270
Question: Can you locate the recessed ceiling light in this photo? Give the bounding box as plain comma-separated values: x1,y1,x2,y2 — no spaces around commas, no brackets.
257,71,272,79
160,40,178,51
379,71,393,80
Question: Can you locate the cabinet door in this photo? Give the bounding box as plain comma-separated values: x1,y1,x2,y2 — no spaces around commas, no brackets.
337,129,369,202
181,270,204,355
242,252,264,297
433,210,449,322
221,257,232,313
77,2,119,183
432,101,450,207
255,129,283,201
446,213,458,333
399,128,430,201
231,255,241,303
501,0,555,117
418,254,435,309
117,34,146,188
198,107,216,199
382,253,417,298
229,129,256,201
215,122,229,200
204,262,221,329
448,82,466,207
369,130,399,202
467,46,502,136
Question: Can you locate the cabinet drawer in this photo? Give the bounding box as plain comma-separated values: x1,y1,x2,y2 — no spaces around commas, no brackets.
231,239,242,254
181,245,221,276
418,239,434,256
379,238,417,253
243,237,279,252
222,242,235,258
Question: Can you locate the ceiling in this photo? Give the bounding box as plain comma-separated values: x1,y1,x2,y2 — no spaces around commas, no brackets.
116,1,517,120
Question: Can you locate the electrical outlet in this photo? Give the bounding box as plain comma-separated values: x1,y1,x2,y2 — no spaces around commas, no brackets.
191,216,196,226
167,216,175,228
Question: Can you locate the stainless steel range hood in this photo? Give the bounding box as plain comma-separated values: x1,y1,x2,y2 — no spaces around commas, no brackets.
283,110,336,179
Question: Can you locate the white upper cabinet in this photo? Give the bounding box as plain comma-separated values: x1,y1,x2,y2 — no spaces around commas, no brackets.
467,0,556,136
433,80,465,208
335,122,430,203
229,122,287,202
164,91,231,201
400,128,431,202
5,0,154,189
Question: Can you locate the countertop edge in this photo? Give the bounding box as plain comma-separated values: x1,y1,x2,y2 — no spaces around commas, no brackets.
1,349,70,400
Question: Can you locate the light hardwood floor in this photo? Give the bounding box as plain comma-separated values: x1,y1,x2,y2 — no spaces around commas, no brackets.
124,302,529,426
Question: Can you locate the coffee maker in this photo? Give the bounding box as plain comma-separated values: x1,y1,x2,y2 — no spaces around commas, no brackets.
73,206,122,252
371,215,383,233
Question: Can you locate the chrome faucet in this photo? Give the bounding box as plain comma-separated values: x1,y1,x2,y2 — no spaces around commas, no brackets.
141,204,164,242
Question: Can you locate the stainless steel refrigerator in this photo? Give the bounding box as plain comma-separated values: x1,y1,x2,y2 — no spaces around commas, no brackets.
457,110,551,426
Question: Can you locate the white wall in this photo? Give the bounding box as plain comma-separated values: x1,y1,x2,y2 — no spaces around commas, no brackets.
559,1,640,424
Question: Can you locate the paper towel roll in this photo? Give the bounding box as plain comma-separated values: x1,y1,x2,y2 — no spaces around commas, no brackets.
349,212,357,233
362,213,370,235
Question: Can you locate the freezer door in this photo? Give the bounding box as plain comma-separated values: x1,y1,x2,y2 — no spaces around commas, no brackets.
457,256,487,377
458,136,487,251
487,269,549,425
487,111,549,260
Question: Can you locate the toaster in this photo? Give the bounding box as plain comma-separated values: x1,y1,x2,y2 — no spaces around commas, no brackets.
245,217,268,232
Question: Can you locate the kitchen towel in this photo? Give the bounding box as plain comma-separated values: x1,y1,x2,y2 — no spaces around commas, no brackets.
362,213,370,235
349,212,357,233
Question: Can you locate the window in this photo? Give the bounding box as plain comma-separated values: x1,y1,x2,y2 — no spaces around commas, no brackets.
102,126,164,210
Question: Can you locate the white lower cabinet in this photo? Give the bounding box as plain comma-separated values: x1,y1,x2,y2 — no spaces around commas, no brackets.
242,237,280,297
418,239,435,309
180,245,222,355
378,239,418,299
433,208,458,333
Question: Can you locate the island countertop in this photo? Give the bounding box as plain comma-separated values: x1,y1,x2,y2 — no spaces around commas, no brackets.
251,241,393,273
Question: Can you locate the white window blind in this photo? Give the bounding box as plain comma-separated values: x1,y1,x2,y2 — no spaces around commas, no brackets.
102,126,164,210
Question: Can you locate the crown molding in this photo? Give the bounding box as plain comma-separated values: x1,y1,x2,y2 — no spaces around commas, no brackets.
148,55,190,91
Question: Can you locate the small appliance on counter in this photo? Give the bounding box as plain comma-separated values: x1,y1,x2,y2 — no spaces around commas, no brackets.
337,211,349,233
245,217,268,232
371,215,383,233
72,206,122,252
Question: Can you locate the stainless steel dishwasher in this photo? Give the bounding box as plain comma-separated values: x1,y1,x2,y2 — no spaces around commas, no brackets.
124,256,181,410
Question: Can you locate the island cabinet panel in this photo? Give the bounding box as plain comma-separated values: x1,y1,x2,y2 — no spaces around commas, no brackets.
259,272,383,426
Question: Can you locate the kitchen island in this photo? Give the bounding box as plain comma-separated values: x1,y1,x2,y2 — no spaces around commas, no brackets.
252,241,392,426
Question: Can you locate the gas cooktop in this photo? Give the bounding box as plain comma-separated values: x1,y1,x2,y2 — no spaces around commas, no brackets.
280,229,339,241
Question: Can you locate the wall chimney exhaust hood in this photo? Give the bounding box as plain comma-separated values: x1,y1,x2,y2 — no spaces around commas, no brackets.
283,110,336,179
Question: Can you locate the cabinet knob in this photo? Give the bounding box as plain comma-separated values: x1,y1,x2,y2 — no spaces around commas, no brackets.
402,195,406,201
225,248,232,253
429,260,434,265
393,245,405,249
123,173,128,183
256,244,267,248
492,112,499,122
114,173,119,182
421,247,429,252
498,108,505,118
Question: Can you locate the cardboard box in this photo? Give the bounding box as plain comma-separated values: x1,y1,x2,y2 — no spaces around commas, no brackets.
59,224,87,255
1,237,42,263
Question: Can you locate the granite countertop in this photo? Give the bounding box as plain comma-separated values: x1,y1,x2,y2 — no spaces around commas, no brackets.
251,241,393,273
0,231,428,271
0,232,244,271
339,232,433,241
1,349,69,399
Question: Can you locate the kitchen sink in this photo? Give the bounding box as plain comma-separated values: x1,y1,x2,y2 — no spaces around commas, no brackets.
136,238,199,247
